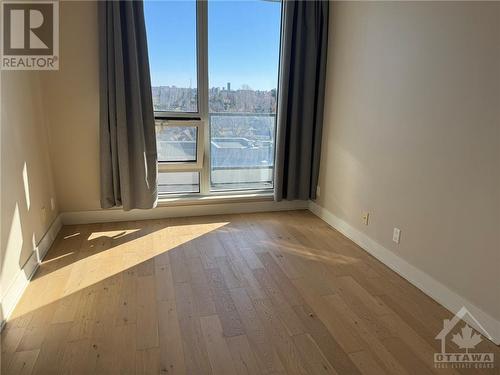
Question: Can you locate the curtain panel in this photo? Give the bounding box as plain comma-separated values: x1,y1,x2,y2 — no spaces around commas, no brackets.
275,0,329,201
98,0,158,210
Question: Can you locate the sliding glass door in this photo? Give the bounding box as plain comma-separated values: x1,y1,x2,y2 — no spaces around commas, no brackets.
144,0,282,196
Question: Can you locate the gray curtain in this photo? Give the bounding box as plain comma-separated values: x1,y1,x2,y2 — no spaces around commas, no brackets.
98,0,158,210
275,0,329,201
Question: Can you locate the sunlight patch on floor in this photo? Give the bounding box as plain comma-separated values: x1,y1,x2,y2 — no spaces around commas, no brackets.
271,238,361,266
63,232,81,239
8,221,229,319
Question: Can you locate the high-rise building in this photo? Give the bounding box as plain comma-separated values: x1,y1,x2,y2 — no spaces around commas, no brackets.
227,82,231,91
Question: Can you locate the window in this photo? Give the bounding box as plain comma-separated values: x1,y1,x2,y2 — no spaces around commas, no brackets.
208,1,280,191
156,124,197,163
144,0,198,113
158,172,200,194
209,114,276,191
145,0,282,196
155,120,203,168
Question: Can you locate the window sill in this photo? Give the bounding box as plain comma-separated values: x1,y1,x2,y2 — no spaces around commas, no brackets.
157,191,274,207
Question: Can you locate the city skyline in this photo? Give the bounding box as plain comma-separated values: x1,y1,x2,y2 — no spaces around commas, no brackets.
152,82,275,91
151,84,277,113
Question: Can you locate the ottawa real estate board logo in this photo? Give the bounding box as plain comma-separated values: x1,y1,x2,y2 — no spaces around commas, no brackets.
434,307,495,369
1,1,59,70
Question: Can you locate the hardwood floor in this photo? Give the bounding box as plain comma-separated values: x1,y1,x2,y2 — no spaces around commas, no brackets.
2,210,498,374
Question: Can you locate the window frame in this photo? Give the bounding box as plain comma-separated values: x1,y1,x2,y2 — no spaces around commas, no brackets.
152,1,210,194
151,1,208,121
156,119,204,171
151,0,203,119
158,171,201,195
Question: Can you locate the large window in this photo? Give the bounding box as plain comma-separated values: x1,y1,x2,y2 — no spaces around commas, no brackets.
144,0,282,196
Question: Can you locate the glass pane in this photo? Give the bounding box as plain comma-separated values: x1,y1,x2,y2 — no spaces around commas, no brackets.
156,123,197,162
208,0,281,191
210,114,274,190
158,172,200,194
144,0,198,113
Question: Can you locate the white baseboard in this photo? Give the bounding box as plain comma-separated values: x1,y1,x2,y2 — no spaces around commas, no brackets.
0,215,63,330
308,201,500,345
61,199,309,225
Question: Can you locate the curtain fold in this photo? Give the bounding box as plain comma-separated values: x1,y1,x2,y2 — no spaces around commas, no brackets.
275,0,329,201
98,0,157,210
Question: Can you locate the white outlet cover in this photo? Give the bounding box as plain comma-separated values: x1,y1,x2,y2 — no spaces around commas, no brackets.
362,212,370,225
393,228,401,244
51,197,56,210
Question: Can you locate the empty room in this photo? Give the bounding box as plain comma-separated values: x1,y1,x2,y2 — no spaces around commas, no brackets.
1,0,499,374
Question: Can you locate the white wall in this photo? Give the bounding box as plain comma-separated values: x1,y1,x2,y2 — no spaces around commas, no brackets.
41,1,100,212
316,2,500,323
1,70,59,321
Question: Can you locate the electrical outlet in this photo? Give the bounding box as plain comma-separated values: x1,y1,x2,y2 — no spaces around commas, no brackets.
362,212,370,225
50,197,56,211
393,228,401,244
316,185,321,197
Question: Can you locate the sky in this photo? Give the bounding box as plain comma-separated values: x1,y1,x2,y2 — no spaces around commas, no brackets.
144,0,281,91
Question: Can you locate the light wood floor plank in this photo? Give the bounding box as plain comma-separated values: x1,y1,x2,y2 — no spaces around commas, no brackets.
257,252,304,306
205,268,245,337
324,293,411,375
4,349,39,375
135,274,159,350
349,350,388,375
292,277,365,354
252,298,309,375
292,333,339,375
226,334,262,375
1,211,498,375
293,304,362,375
186,256,217,317
31,322,72,374
230,287,285,374
135,347,160,375
174,282,212,375
158,299,187,375
200,315,238,375
253,268,306,336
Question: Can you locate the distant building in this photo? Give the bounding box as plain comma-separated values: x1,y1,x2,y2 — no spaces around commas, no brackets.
227,82,231,91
